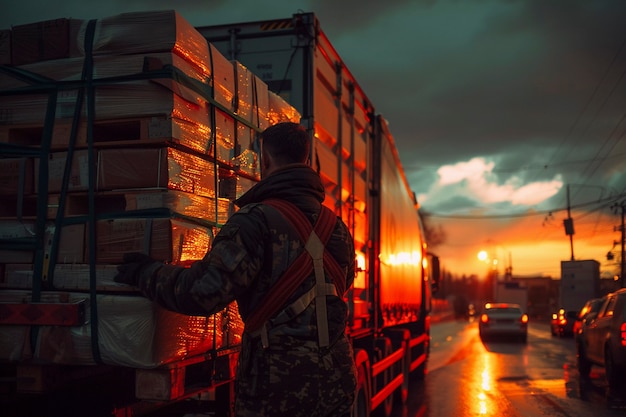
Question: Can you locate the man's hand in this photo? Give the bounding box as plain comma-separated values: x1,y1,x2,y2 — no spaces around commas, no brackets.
114,252,156,287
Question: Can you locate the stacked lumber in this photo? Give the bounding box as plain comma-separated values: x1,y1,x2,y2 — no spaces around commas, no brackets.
0,10,300,368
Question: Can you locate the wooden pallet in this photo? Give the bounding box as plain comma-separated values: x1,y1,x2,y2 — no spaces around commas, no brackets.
0,115,201,151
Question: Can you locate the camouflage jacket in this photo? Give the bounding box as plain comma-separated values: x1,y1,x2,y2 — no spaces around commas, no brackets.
135,163,355,344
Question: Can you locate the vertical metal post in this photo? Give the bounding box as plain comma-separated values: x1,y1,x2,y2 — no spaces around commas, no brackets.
619,201,626,288
567,185,574,260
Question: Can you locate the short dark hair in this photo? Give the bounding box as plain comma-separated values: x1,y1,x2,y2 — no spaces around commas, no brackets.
260,122,310,164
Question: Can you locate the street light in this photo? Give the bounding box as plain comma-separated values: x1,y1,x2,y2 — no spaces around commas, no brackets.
477,249,500,303
477,246,512,281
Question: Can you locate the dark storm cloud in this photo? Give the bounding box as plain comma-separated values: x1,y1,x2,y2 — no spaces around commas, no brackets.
311,0,436,30
1,0,624,215
329,0,626,212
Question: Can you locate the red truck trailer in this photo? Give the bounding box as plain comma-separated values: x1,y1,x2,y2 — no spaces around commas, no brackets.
0,11,439,417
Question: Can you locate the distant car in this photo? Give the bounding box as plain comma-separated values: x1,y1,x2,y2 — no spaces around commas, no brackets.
550,308,578,337
478,303,528,343
576,288,626,392
573,298,604,339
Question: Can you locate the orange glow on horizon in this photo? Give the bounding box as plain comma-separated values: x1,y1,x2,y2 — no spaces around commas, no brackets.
426,208,619,278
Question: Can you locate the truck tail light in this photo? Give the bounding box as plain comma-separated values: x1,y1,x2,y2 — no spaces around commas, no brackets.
621,322,626,347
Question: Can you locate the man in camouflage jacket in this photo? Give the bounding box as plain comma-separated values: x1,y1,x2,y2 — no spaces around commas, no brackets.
115,122,357,416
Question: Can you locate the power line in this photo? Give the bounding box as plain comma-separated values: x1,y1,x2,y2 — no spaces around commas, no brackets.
422,193,626,220
533,37,626,182
491,151,626,173
580,114,626,182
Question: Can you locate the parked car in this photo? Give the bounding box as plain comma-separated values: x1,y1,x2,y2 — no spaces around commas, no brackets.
550,308,578,337
576,288,626,391
479,303,528,343
573,297,604,339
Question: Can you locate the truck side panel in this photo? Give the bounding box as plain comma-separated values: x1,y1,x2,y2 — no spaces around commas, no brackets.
377,118,425,327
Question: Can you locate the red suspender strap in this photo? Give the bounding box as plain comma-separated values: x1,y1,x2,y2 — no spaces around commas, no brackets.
265,199,346,294
244,199,345,333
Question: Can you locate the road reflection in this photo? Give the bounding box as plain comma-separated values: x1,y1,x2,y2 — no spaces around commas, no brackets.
475,354,494,415
394,321,626,417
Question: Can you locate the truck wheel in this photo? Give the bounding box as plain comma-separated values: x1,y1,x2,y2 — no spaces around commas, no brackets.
412,332,429,382
415,356,427,381
386,329,409,408
373,337,393,417
577,343,591,378
604,346,623,389
352,363,370,417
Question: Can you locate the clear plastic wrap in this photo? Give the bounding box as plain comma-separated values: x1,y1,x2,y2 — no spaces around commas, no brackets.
0,289,243,368
82,10,211,78
93,217,212,264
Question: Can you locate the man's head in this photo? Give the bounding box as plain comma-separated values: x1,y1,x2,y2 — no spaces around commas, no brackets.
260,122,310,177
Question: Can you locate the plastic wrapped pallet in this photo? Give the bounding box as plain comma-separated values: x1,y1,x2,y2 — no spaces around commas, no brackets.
81,10,211,79
32,146,218,198
0,10,306,377
123,190,232,225
0,50,229,109
0,12,236,151
96,147,217,198
93,217,212,264
233,61,269,129
268,90,301,124
0,289,244,368
2,80,211,137
43,189,231,226
0,52,208,90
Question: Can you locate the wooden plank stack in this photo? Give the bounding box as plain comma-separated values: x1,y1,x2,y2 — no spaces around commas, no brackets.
0,10,300,368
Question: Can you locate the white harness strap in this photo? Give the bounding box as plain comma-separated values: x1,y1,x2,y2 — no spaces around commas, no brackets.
305,230,331,348
248,201,341,352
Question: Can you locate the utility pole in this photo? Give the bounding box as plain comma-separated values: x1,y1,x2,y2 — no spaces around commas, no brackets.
564,185,575,260
564,183,606,262
611,200,625,288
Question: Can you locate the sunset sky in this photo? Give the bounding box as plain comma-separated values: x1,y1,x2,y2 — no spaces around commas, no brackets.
2,0,625,280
